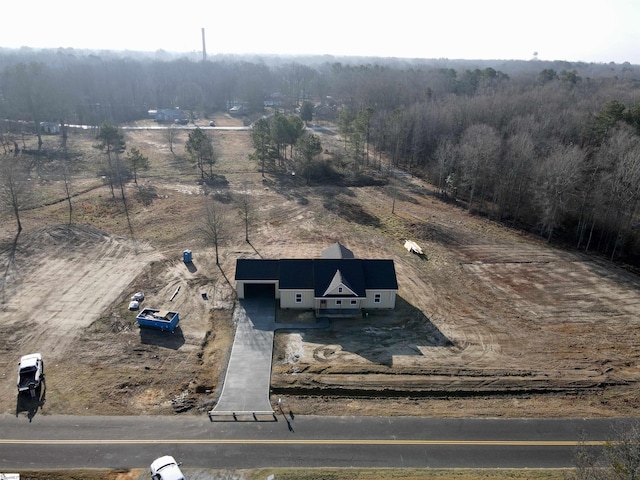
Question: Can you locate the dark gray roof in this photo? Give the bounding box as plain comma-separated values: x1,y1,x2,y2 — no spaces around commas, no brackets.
312,259,366,296
278,259,315,289
235,259,280,280
235,257,397,296
362,260,398,290
321,242,355,259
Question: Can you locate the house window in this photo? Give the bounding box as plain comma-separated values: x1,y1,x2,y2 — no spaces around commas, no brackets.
338,287,343,293
374,293,381,303
336,300,342,306
350,299,357,306
295,293,302,303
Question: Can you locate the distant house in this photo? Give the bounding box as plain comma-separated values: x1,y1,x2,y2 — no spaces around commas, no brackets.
235,243,398,317
264,92,283,108
154,108,186,123
228,105,248,116
39,121,60,134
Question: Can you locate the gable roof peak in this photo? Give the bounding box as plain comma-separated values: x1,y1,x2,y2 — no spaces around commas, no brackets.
323,268,357,296
321,242,355,259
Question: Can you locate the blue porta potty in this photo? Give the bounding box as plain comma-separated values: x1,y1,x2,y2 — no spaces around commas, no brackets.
183,249,192,263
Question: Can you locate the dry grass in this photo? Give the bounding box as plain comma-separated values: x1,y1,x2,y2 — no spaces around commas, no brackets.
245,469,570,480
11,470,143,480
14,468,571,480
2,111,640,422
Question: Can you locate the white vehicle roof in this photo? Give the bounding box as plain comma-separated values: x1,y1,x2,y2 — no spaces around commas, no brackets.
150,455,185,480
19,353,42,368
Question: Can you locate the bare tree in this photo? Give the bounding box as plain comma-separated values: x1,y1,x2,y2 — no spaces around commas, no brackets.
94,123,135,237
279,62,316,109
498,132,535,223
199,197,227,265
458,124,501,212
433,137,458,196
571,419,640,480
534,143,584,242
166,125,178,155
58,143,84,226
6,63,50,151
175,81,204,117
237,184,253,243
593,127,640,259
0,153,32,235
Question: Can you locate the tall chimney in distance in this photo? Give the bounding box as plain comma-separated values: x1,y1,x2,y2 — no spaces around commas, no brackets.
202,28,207,62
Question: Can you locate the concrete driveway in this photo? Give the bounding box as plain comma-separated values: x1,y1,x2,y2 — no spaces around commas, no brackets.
209,298,276,420
209,298,329,421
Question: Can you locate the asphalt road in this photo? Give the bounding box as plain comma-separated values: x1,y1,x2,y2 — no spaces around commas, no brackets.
0,414,628,470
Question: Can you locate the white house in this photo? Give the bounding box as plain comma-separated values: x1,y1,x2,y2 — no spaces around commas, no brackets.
235,243,398,317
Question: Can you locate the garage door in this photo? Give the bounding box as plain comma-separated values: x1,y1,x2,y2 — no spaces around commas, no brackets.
243,283,276,299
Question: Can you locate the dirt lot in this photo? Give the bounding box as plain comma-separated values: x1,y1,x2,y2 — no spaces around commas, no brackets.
1,113,640,419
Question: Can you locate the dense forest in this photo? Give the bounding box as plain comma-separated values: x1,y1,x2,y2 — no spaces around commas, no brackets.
2,47,640,265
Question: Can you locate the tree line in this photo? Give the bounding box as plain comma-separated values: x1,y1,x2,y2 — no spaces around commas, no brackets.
354,81,640,264
1,48,640,263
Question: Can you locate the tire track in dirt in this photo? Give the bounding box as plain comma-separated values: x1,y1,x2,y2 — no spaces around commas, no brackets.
273,177,640,400
0,226,162,398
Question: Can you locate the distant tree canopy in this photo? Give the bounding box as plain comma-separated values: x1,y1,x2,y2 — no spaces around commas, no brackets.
300,101,313,124
250,113,306,170
2,49,640,264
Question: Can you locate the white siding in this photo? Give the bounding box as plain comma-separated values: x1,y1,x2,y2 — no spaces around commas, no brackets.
362,290,396,309
316,298,361,309
280,289,314,309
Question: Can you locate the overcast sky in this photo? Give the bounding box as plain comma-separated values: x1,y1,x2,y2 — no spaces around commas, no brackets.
2,0,639,64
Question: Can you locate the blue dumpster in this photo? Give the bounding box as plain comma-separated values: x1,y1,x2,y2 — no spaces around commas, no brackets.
183,249,192,263
136,308,180,332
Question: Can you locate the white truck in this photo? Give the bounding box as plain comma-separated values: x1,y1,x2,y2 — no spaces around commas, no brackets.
17,353,44,398
150,455,185,480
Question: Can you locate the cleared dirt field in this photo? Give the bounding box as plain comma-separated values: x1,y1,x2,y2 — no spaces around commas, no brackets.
1,114,640,419
272,183,640,417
